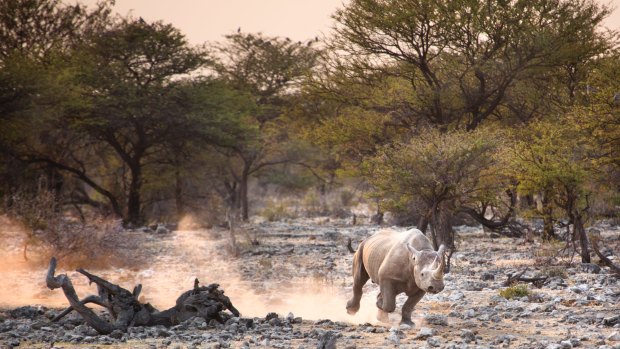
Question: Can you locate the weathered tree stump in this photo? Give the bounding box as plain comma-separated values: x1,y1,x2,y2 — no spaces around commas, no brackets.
45,257,240,334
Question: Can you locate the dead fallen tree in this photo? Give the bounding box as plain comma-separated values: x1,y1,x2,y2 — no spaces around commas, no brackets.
589,234,620,276
503,268,548,288
45,257,240,334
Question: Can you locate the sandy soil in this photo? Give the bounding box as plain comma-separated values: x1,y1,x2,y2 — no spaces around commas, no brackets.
1,218,619,348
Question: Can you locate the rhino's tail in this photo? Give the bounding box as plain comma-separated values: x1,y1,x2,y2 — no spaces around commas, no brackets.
352,239,369,280
346,237,355,254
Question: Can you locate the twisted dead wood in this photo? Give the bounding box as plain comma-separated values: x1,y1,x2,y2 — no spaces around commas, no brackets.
46,257,240,334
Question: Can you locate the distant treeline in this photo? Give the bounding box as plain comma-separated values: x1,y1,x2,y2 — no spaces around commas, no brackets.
1,0,619,260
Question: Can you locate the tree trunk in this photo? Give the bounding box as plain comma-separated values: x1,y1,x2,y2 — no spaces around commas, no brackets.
429,202,455,273
127,163,142,225
541,191,555,241
417,209,430,233
175,167,185,219
436,205,455,250
239,166,250,221
573,211,590,263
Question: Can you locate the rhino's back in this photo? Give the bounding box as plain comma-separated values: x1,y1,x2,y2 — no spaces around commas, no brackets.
362,229,429,282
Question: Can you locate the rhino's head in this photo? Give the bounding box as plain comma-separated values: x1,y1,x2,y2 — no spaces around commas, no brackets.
406,244,446,294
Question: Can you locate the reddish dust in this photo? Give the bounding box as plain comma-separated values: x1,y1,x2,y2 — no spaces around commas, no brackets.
0,223,378,324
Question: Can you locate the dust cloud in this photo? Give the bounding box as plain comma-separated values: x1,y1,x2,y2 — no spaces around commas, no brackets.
0,219,380,324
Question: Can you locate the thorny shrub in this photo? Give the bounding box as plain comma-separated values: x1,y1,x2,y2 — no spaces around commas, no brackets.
543,267,568,279
260,200,297,222
2,188,139,268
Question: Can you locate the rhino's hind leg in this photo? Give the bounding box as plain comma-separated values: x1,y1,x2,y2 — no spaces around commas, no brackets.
376,308,390,323
346,268,369,315
400,291,425,325
346,242,370,315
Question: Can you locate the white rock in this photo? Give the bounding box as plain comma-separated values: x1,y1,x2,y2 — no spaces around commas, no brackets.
608,331,620,341
416,327,435,339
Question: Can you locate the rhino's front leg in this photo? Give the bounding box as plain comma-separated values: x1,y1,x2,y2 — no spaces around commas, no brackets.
376,282,396,312
401,290,425,325
375,283,396,323
377,281,396,313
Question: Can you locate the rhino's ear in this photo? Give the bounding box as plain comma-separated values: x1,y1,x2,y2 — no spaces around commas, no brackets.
406,243,421,260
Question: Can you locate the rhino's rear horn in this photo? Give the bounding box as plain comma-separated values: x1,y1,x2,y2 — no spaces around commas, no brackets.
433,245,446,278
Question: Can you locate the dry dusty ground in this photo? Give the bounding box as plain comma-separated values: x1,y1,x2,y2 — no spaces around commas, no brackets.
0,218,619,348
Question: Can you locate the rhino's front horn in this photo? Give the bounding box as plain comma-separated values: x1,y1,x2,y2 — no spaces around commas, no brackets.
433,245,446,279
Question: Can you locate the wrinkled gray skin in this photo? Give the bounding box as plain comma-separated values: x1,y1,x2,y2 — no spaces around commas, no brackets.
346,228,446,324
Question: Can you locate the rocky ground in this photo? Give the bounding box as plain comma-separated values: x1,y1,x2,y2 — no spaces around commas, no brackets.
0,218,619,349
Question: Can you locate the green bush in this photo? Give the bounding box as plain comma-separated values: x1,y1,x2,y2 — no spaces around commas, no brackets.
499,284,530,299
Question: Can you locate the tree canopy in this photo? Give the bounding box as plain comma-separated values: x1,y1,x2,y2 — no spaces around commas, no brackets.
0,0,618,268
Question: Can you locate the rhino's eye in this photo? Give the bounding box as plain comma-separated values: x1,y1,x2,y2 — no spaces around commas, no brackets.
421,273,425,277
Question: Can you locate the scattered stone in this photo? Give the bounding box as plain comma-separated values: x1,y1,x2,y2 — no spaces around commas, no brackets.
463,309,476,319
386,331,401,345
415,327,435,340
399,323,413,331
581,263,601,274
265,312,279,321
448,291,465,301
9,306,44,319
481,272,495,281
461,329,476,343
155,224,169,234
608,332,620,342
3,221,619,348
427,336,441,347
268,317,282,327
317,330,338,349
424,314,448,326
109,329,124,339
463,281,485,291
604,316,620,327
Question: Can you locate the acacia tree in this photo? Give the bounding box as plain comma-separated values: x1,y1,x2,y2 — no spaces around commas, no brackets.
330,0,613,130
0,0,113,202
365,127,511,267
299,0,616,250
211,32,320,221
510,119,597,261
151,79,256,220
0,0,112,61
64,18,210,225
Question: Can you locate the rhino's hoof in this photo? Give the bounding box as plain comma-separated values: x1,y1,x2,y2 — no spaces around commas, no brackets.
400,319,414,326
346,302,359,315
376,309,390,323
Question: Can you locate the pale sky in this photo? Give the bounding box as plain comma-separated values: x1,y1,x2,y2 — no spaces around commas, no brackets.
75,0,344,44
72,0,620,45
